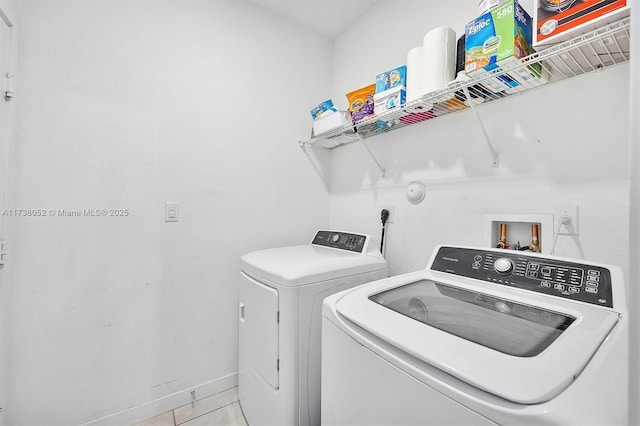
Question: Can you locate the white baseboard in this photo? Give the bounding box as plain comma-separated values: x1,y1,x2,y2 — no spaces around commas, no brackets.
81,372,238,426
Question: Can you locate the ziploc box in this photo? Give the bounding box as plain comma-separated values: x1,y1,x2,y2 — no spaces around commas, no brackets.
346,84,375,123
534,0,628,47
465,1,533,73
465,1,541,92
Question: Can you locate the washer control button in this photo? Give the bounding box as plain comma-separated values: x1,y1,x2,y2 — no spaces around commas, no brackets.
494,258,513,274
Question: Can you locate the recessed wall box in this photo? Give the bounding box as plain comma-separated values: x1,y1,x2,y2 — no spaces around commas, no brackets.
484,213,553,253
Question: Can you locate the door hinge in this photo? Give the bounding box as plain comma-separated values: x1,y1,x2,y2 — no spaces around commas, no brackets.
4,73,15,100
276,311,280,323
277,359,280,371
0,239,6,266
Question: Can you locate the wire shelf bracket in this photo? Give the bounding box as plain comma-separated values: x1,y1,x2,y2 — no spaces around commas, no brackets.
357,133,386,177
462,86,500,168
299,140,329,183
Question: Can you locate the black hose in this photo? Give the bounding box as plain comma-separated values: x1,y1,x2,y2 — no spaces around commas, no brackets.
380,209,390,254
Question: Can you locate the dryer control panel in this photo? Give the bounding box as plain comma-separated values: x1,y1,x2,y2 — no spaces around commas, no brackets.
312,230,367,253
430,246,613,308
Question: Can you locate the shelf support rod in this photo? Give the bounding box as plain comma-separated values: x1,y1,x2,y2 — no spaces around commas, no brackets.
356,133,386,177
299,141,327,181
463,87,499,168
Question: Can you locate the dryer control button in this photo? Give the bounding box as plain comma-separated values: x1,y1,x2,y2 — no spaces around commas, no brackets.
494,258,513,274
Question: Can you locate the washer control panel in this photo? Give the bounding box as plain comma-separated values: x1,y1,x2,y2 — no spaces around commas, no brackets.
430,246,613,308
312,230,367,253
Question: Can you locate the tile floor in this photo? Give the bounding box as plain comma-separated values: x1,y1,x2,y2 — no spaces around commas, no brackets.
134,387,247,426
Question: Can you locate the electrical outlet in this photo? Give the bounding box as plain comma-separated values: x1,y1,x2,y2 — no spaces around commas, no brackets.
165,202,179,222
554,204,578,235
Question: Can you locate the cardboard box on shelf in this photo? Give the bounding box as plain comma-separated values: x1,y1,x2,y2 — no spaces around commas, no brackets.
375,66,407,93
465,0,544,93
534,0,628,47
373,86,406,115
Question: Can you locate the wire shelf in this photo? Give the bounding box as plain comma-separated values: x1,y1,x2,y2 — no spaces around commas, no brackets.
301,17,631,150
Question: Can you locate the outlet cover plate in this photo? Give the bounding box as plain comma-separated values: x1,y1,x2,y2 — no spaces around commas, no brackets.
554,204,579,235
165,202,179,222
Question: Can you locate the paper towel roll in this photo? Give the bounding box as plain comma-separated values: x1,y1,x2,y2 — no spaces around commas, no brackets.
407,46,424,103
422,27,457,95
455,35,466,76
406,46,434,111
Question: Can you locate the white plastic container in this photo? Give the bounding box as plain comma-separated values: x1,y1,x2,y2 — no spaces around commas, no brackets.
312,111,351,136
478,0,508,14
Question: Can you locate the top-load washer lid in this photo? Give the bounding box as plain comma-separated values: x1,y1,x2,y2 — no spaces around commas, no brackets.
370,280,575,358
334,270,621,405
240,231,387,287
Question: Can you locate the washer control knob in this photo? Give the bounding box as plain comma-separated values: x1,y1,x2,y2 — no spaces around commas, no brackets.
494,258,513,274
331,234,340,242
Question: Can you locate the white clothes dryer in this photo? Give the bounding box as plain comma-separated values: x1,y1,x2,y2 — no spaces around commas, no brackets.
238,230,388,426
322,245,628,426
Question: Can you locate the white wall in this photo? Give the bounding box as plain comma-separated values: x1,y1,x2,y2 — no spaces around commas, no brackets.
328,0,630,278
4,1,331,424
0,1,20,424
627,3,639,424
0,13,9,426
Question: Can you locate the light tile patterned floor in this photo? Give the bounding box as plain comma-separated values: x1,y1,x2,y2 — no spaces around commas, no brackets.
133,388,247,426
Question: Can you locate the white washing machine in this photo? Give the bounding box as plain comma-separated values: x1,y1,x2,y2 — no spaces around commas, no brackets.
238,230,388,426
322,245,628,425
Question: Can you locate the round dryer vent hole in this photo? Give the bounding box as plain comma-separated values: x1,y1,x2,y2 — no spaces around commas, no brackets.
406,181,426,205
